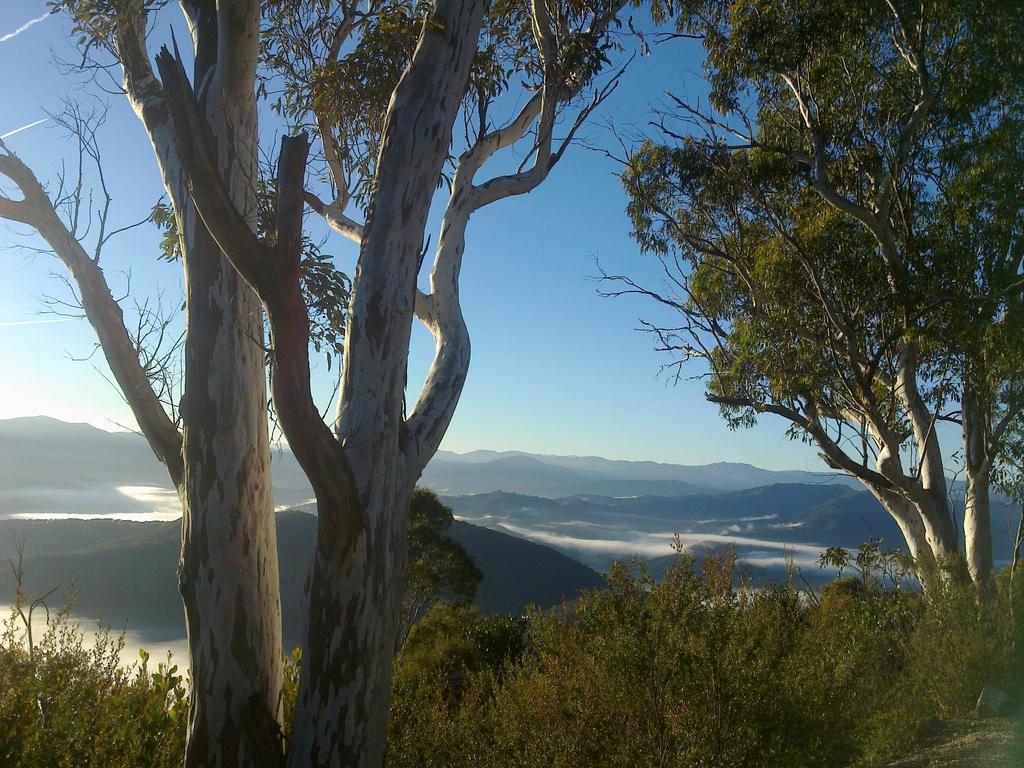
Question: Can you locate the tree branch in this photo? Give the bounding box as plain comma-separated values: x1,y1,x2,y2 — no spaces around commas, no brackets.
707,392,896,491
0,141,183,486
304,190,364,244
406,174,473,475
157,44,366,550
155,46,273,284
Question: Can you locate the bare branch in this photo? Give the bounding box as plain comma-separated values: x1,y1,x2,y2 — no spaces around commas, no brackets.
0,135,183,486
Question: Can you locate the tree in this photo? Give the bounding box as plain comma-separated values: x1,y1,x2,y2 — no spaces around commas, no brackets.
4,1,287,764
400,488,482,650
154,0,634,753
13,0,636,765
614,0,1023,590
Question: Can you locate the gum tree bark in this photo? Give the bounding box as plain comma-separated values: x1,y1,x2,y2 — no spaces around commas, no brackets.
159,1,484,761
171,7,285,765
159,0,630,761
963,385,1022,594
47,0,287,764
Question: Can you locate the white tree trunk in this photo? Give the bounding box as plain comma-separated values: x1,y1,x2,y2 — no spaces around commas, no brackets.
4,10,286,759
866,485,931,566
285,1,485,764
963,387,995,593
178,222,284,768
964,468,993,591
116,3,286,763
913,495,964,577
179,14,285,765
895,346,967,581
288,478,412,768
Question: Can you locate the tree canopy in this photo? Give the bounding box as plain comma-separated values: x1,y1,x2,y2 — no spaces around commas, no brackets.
617,0,1024,587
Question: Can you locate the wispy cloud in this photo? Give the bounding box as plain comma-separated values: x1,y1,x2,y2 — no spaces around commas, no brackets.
0,118,47,140
0,317,75,329
495,520,827,560
0,11,53,43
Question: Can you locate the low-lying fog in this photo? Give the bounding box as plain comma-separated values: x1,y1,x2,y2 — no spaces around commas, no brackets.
1,603,190,670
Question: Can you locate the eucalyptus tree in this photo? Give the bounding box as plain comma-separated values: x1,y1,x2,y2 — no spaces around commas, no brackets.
146,0,636,764
616,0,1023,589
1,3,288,762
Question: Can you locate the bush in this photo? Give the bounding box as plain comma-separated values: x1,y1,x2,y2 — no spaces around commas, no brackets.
386,551,1020,768
3,550,1016,768
0,602,186,768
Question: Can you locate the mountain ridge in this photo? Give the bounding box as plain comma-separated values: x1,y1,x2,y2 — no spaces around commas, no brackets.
1,416,861,508
0,511,605,648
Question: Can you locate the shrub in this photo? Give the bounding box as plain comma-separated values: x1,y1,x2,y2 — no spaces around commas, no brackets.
0,603,186,768
386,551,1019,768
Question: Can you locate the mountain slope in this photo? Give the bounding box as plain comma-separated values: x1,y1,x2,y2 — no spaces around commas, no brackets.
0,511,604,647
430,448,864,494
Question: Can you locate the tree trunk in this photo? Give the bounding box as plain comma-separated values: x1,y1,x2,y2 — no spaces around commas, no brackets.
179,221,284,768
288,477,412,768
905,491,971,588
963,386,995,594
964,468,994,591
285,1,485,764
1011,507,1024,589
1,31,286,759
176,7,285,765
868,486,930,562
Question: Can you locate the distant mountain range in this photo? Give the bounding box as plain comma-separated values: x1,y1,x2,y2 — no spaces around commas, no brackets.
0,415,862,519
423,448,864,497
0,416,1016,636
442,485,913,577
0,511,604,648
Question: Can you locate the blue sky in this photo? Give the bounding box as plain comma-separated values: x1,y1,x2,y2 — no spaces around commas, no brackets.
0,0,832,471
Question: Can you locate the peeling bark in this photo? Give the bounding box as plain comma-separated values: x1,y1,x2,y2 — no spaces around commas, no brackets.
289,2,487,763
156,0,633,761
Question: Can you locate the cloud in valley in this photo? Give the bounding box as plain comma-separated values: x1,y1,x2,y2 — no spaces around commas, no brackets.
495,521,826,561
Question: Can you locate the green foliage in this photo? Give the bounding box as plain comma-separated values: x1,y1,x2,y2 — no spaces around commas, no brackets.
389,603,528,766
621,0,1024,492
398,603,526,681
148,200,181,262
818,538,914,590
3,551,1017,768
387,552,1020,768
299,246,351,365
259,0,629,210
0,603,186,768
400,489,484,643
281,646,303,741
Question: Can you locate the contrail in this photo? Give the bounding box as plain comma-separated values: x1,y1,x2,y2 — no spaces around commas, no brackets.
0,11,53,43
0,318,75,329
0,118,47,140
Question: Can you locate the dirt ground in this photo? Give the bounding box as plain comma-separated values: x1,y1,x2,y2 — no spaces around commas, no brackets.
889,716,1024,767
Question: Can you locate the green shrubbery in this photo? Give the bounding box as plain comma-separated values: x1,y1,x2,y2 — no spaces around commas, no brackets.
0,604,186,768
389,550,1022,768
2,552,1019,767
